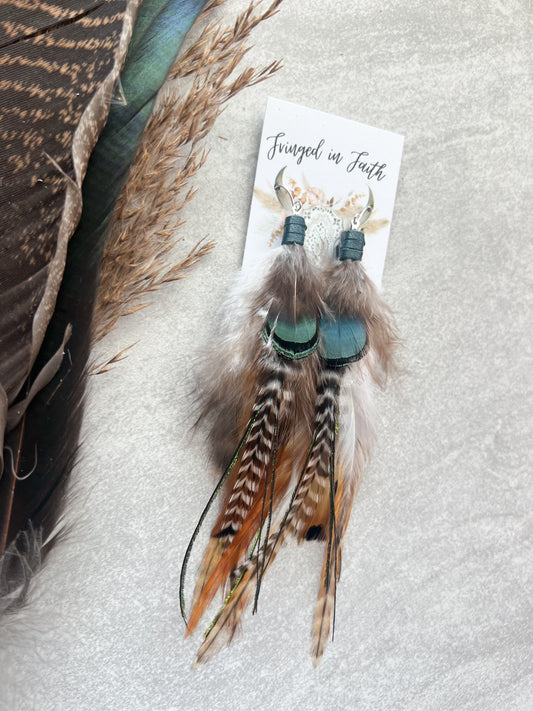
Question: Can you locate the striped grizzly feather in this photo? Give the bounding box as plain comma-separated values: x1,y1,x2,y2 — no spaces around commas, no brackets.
307,248,401,665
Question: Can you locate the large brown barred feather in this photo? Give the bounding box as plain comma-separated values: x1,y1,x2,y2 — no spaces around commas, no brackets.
0,0,141,604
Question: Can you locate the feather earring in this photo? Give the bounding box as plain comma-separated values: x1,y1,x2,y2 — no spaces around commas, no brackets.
187,188,400,665
305,189,401,664
180,169,324,650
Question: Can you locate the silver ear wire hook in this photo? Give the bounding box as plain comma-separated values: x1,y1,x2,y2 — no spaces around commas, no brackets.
351,187,374,231
274,166,302,214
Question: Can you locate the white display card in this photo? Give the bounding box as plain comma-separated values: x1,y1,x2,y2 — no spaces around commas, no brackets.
242,97,404,287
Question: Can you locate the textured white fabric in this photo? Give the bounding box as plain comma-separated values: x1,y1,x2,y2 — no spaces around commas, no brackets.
1,1,532,709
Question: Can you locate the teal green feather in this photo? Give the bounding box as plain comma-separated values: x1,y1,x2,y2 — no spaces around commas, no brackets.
264,316,319,361
319,315,367,367
79,0,207,247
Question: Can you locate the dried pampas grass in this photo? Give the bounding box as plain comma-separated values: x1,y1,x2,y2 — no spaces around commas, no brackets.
93,0,284,344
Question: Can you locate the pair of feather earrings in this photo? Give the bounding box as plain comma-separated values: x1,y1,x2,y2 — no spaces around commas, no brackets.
180,168,400,666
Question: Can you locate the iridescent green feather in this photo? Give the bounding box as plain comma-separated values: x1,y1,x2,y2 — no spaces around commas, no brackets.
264,316,319,360
319,315,367,368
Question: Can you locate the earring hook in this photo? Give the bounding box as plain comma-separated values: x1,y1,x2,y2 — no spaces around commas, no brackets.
274,167,302,214
351,187,374,231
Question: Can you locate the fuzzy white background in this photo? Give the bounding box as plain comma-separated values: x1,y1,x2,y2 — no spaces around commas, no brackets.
1,1,532,710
